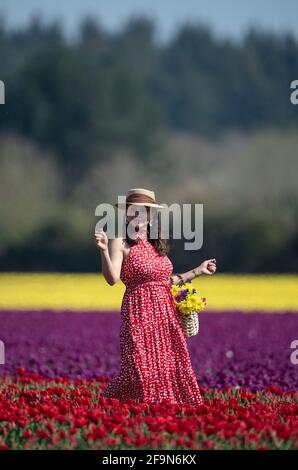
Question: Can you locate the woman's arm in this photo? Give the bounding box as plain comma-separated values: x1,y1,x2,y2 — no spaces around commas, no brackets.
94,231,124,286
169,258,217,286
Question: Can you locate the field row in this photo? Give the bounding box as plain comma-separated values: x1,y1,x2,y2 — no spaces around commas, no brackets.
0,274,297,311
0,310,297,390
0,372,297,450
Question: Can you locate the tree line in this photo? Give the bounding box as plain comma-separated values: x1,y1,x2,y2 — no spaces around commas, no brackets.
0,15,297,272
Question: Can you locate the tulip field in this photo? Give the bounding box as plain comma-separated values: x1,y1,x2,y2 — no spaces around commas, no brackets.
0,274,297,450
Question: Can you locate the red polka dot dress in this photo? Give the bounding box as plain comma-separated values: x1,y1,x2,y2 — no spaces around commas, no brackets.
101,231,203,406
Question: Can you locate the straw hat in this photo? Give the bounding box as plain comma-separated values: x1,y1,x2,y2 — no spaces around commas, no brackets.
114,188,165,209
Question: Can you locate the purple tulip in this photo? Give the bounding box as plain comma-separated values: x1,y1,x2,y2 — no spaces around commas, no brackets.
0,309,297,390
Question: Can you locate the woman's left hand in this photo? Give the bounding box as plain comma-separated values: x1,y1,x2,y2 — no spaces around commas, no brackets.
197,258,217,275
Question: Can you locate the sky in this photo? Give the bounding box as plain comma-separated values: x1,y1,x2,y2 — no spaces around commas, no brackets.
1,0,298,44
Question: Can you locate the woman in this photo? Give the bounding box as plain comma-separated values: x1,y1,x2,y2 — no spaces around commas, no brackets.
94,188,217,406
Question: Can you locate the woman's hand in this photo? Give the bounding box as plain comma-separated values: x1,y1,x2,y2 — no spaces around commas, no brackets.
196,258,217,276
94,230,109,252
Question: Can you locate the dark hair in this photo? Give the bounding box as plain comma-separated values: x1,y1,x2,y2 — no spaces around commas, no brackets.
124,209,170,256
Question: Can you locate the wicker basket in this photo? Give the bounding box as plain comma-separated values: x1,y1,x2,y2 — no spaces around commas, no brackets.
177,310,200,337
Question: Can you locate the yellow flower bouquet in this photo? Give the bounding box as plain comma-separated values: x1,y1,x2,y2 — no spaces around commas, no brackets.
171,282,207,337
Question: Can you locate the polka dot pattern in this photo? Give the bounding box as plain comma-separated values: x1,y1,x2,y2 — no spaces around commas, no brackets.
101,231,203,406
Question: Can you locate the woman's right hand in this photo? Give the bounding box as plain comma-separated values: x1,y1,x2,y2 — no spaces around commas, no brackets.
94,230,109,252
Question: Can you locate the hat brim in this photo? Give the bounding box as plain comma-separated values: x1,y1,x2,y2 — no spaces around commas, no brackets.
115,202,166,209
